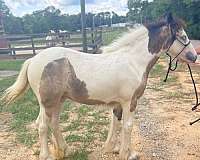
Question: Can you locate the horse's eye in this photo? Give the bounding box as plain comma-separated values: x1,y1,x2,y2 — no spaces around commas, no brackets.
182,35,187,41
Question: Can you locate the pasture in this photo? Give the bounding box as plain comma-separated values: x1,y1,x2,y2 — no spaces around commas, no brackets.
1,29,200,160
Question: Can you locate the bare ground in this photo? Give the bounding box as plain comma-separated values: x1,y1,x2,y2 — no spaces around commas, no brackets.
0,112,37,160
1,61,200,160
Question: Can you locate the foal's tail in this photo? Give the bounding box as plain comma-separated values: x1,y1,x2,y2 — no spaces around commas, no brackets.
1,59,32,105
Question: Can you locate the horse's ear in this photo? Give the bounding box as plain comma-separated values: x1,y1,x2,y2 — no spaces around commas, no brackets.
166,12,174,24
144,23,150,30
144,22,154,31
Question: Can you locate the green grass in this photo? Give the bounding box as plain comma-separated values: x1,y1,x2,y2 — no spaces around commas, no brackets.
102,28,128,45
150,63,165,78
0,83,39,146
67,149,88,160
0,60,24,71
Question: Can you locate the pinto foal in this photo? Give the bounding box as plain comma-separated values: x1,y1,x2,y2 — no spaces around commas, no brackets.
2,13,197,160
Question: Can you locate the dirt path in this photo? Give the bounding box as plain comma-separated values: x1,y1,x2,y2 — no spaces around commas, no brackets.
131,65,200,160
1,62,200,160
0,112,37,160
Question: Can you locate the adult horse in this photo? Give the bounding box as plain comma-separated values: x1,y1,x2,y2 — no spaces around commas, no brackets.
1,13,197,160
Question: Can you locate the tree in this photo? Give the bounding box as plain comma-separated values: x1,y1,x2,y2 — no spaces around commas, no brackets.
127,0,200,39
4,16,24,34
0,2,127,34
0,0,10,15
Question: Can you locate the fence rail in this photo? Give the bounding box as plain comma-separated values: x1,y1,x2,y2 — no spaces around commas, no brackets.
0,28,103,59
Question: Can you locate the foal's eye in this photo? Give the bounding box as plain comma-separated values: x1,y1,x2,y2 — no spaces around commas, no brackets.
182,35,187,41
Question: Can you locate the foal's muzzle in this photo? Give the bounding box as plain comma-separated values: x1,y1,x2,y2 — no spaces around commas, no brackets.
186,52,197,63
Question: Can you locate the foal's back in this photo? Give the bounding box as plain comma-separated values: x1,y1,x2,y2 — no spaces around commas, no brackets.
27,47,136,105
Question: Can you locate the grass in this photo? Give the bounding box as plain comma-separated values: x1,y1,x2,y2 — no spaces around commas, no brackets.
1,85,39,146
0,60,24,71
102,28,128,45
165,91,185,99
150,63,165,78
67,149,88,160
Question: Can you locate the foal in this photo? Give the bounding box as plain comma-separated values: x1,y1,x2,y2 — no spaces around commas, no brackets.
2,13,197,160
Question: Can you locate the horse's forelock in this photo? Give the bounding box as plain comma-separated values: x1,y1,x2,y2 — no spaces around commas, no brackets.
170,17,186,39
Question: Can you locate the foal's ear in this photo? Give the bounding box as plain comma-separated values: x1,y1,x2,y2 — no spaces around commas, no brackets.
143,22,155,31
166,12,174,25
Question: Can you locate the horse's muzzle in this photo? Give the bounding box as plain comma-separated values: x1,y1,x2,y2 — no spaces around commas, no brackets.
186,52,197,63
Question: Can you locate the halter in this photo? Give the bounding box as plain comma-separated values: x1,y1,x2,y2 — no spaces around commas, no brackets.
163,32,200,125
164,35,191,82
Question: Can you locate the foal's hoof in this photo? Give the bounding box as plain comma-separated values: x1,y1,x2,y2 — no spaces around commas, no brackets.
102,144,114,153
113,145,120,154
39,155,54,160
128,153,139,160
119,151,139,160
50,145,65,160
103,143,120,154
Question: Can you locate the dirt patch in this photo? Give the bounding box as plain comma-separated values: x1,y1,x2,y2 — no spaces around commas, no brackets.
0,112,37,160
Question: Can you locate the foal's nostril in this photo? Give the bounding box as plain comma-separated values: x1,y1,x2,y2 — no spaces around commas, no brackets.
186,52,197,62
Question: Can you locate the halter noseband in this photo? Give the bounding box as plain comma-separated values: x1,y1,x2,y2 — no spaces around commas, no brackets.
163,29,200,125
164,35,191,82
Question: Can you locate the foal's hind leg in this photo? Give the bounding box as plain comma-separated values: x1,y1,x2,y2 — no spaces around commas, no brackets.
119,101,139,160
35,107,41,129
103,105,122,153
48,102,67,159
38,104,53,160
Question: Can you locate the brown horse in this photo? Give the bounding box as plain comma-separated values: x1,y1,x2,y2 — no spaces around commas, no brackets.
1,13,197,160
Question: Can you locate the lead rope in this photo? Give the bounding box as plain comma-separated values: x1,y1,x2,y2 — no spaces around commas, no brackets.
187,64,200,125
163,53,178,82
164,54,200,125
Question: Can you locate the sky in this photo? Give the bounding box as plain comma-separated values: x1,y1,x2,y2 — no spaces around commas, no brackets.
4,0,129,17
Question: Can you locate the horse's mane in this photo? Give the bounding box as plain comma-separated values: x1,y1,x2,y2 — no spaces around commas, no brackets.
102,26,148,54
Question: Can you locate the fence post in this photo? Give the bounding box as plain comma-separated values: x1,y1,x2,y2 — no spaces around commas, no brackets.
80,0,87,52
31,37,36,55
9,43,16,59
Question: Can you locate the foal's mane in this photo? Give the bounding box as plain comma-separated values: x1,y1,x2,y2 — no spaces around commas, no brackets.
102,26,148,54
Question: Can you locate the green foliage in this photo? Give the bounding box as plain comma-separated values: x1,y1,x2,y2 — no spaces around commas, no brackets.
4,15,24,34
0,1,127,34
127,0,200,39
0,0,10,15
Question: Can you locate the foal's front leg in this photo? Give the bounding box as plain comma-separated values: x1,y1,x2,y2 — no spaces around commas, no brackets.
120,101,139,160
103,106,122,153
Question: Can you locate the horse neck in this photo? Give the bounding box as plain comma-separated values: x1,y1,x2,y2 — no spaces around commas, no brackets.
125,35,159,76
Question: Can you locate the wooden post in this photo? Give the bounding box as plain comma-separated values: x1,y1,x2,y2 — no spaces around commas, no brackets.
31,37,36,55
80,0,87,52
8,43,16,59
91,15,95,53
